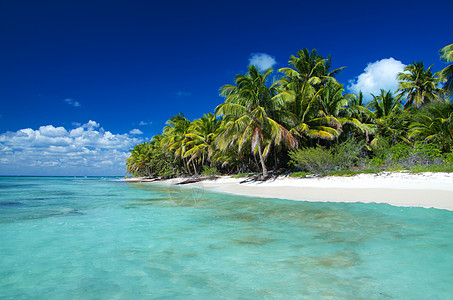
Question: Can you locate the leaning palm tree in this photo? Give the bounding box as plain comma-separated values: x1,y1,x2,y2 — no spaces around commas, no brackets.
439,43,453,93
396,61,444,108
215,65,295,177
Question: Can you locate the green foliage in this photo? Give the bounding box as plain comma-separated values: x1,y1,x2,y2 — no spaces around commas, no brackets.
444,153,453,165
368,157,386,168
126,46,453,177
389,143,412,161
396,61,444,108
126,137,179,178
232,173,255,178
369,139,445,170
289,171,310,178
289,146,335,174
332,139,365,170
439,43,453,92
368,89,402,118
409,164,453,173
326,168,381,176
409,102,453,152
289,140,365,174
202,166,219,177
413,141,443,159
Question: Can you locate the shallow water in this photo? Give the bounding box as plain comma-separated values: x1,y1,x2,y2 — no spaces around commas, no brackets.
0,177,452,299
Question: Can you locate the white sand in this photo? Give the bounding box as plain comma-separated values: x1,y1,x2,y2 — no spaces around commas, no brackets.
137,172,453,211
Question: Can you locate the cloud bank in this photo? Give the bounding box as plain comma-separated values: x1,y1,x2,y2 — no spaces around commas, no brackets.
348,58,406,102
249,53,277,71
0,121,142,176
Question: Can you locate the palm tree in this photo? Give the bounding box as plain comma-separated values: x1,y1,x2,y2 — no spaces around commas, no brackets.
409,103,453,152
396,61,444,108
184,112,222,171
160,113,192,174
342,91,374,124
278,48,344,120
439,43,453,93
126,142,153,177
276,49,349,144
368,89,402,118
215,65,295,177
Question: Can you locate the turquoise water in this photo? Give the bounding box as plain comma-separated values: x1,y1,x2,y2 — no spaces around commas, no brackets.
0,177,452,299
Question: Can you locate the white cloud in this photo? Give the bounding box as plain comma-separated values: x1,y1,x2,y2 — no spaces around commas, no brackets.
129,129,143,135
64,98,81,107
39,125,68,137
138,121,153,126
249,53,277,71
83,120,100,128
72,122,81,127
348,58,406,102
0,120,142,176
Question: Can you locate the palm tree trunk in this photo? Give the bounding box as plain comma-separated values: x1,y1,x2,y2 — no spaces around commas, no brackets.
192,161,198,175
146,165,152,178
257,143,268,178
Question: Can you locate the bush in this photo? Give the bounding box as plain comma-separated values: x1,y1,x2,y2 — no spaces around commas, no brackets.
369,139,444,169
202,166,219,177
289,140,365,175
413,141,442,160
389,143,412,161
232,173,256,178
289,146,335,174
444,153,453,166
289,171,310,178
332,139,365,170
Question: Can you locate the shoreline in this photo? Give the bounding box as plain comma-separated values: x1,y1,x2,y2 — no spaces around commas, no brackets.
125,172,453,211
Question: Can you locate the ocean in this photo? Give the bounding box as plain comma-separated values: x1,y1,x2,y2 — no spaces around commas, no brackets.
1,176,452,299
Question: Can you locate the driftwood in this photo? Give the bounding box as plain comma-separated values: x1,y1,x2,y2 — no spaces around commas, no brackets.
176,175,220,185
176,177,205,185
240,174,274,184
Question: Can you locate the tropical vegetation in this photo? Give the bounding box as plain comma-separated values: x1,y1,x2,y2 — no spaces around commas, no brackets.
126,44,453,178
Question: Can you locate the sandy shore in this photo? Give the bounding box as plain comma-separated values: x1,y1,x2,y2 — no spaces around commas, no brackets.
128,172,453,211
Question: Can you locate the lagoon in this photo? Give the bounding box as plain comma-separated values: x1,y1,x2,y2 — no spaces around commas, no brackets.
0,177,452,299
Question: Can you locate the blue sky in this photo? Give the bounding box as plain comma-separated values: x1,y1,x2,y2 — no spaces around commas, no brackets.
0,0,452,175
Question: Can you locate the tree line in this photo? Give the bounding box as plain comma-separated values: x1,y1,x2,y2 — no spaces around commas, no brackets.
126,44,453,178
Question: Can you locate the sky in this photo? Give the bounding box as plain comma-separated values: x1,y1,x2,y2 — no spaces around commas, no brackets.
0,0,452,176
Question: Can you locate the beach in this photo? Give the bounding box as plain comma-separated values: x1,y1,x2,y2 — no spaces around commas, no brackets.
138,172,453,211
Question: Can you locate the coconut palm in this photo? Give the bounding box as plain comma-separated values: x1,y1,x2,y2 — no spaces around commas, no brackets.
342,91,374,123
215,65,295,177
183,112,222,171
126,142,153,177
276,50,349,144
160,113,193,173
409,103,453,152
368,89,402,118
396,61,444,108
278,48,344,120
439,43,453,93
